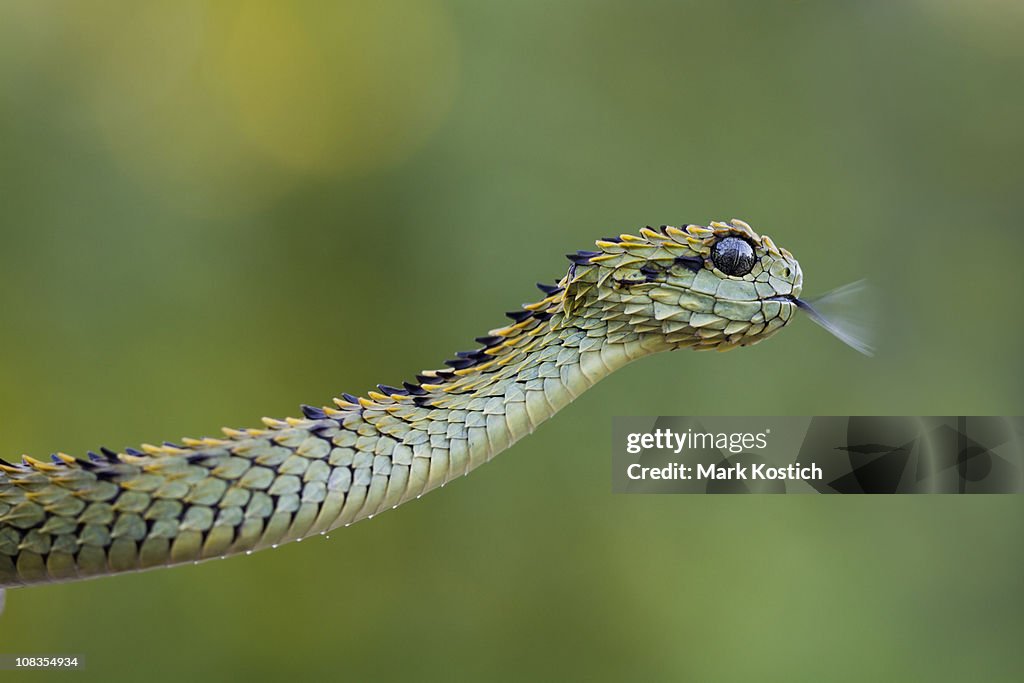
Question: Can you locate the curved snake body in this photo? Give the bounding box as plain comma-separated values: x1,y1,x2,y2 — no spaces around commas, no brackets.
0,220,803,587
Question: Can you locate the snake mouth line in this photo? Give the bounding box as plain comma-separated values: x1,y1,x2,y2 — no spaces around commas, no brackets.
658,284,800,306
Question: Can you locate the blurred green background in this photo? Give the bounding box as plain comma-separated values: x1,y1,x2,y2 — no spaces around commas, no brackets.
1,1,1022,680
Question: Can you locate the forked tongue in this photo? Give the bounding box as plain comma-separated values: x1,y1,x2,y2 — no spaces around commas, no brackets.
794,280,875,357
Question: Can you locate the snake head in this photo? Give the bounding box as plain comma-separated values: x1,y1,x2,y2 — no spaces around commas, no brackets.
562,219,803,351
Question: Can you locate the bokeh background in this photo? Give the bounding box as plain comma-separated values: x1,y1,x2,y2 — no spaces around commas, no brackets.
1,1,1023,680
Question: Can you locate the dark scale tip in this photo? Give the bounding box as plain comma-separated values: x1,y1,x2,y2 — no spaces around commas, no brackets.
475,335,503,347
566,252,596,265
505,309,533,323
51,454,64,465
376,384,407,397
125,447,143,456
600,236,623,243
341,393,359,404
403,381,428,396
87,451,103,463
415,374,435,385
100,446,118,460
456,349,489,361
436,369,456,379
413,396,434,408
444,357,476,370
163,441,184,449
674,255,704,273
95,467,119,480
533,310,554,321
301,404,327,419
536,283,563,295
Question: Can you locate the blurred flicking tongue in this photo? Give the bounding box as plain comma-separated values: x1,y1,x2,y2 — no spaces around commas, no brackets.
794,280,875,357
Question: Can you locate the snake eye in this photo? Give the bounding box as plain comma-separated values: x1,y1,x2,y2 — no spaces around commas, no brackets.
711,237,756,276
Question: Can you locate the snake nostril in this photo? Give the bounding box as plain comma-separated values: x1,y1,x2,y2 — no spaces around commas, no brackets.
783,267,791,277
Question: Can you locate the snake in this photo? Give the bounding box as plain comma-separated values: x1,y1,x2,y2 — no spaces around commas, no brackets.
0,219,863,590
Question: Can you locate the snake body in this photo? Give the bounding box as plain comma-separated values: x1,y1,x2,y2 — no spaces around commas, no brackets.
0,220,802,588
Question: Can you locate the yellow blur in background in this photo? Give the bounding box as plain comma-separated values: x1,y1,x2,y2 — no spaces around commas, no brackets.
1,2,1022,681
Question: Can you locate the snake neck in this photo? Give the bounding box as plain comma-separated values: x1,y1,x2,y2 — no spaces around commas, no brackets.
320,288,669,524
